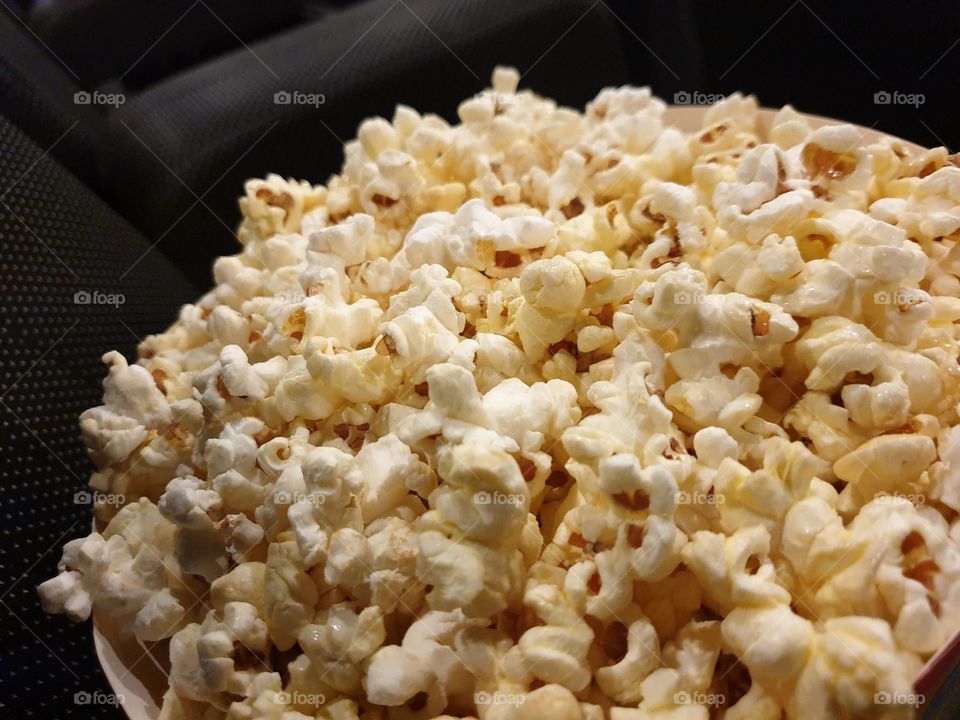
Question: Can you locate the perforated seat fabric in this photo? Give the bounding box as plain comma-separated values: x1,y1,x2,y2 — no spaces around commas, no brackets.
103,0,629,287
0,114,195,719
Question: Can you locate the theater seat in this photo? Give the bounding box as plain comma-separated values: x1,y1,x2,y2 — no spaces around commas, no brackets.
27,0,307,89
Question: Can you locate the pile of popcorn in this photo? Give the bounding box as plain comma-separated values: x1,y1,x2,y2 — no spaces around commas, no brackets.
39,68,960,720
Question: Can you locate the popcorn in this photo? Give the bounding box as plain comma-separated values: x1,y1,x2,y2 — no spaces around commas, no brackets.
513,563,594,691
239,174,325,240
722,603,813,681
40,70,960,720
594,610,661,703
775,616,921,720
832,433,936,509
395,199,554,275
295,603,385,697
264,538,319,650
713,145,815,244
784,495,960,655
39,499,193,638
365,645,433,706
682,526,789,615
712,437,829,542
80,351,173,466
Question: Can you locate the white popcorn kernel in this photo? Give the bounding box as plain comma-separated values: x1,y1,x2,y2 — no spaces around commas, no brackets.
682,526,789,613
207,305,251,346
517,623,593,691
833,433,936,509
520,256,586,313
692,427,739,468
769,104,811,149
38,570,91,622
356,433,420,522
492,66,520,95
159,475,221,531
224,514,265,563
722,604,813,680
595,613,661,703
364,645,432,705
220,345,269,400
264,540,318,651
308,213,373,266
358,117,400,159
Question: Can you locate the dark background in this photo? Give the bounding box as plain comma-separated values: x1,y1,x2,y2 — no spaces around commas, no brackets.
1,1,958,718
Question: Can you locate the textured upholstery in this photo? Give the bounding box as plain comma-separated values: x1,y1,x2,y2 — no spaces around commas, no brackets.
0,7,104,188
28,0,307,90
0,113,196,719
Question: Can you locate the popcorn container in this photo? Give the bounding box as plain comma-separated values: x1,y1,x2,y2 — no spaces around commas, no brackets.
88,104,960,719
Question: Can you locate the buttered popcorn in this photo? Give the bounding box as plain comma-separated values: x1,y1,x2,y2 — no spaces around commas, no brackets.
39,67,960,720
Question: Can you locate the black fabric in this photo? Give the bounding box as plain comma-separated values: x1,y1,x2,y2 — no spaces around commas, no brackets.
103,0,629,288
0,5,104,188
28,0,308,90
690,0,960,152
604,0,703,99
0,113,195,719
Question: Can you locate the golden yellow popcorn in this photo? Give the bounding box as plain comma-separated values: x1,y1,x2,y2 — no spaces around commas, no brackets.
40,68,960,720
